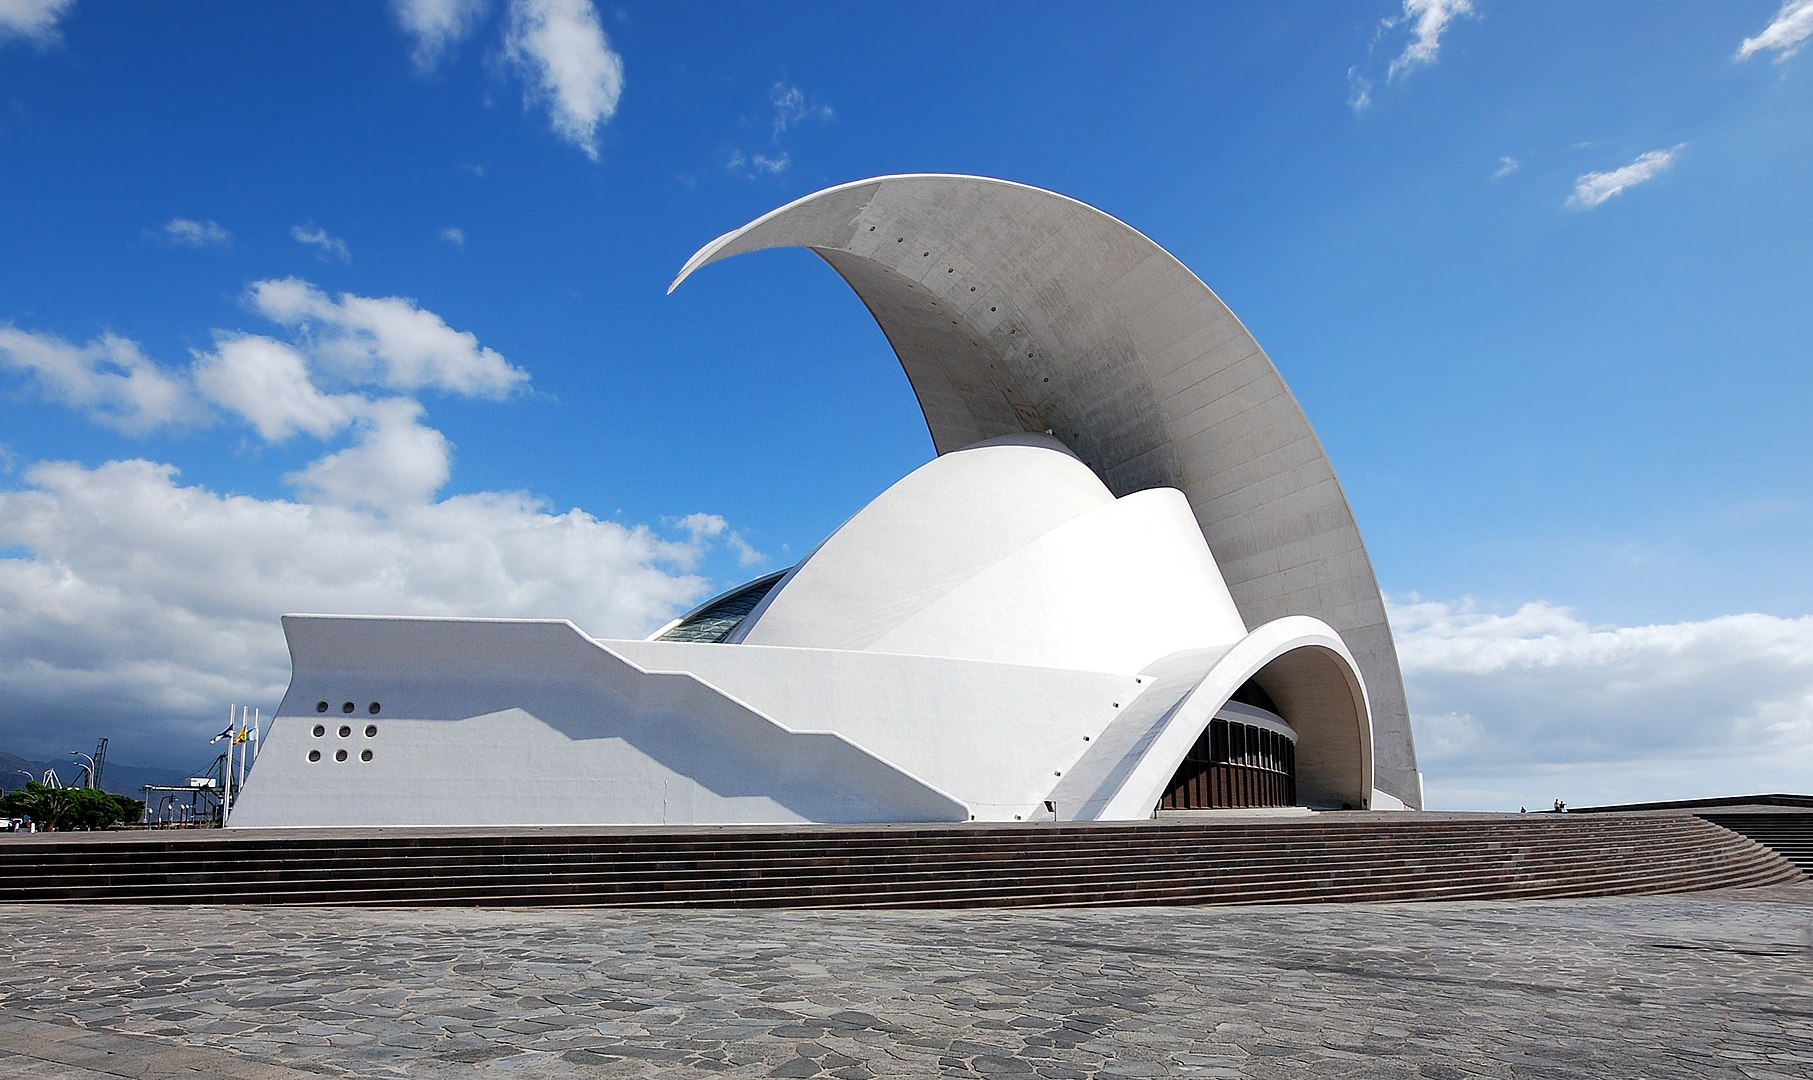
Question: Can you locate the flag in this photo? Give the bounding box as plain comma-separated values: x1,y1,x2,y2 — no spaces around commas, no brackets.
210,723,234,744
233,727,249,745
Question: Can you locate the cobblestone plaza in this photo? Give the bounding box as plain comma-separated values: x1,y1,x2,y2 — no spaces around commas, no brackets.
2,885,1810,1079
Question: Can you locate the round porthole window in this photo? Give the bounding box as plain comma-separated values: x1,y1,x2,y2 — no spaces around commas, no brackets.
360,749,373,762
307,750,321,762
312,724,325,738
341,701,355,714
334,749,348,762
338,725,351,738
315,701,329,713
364,724,377,738
368,702,381,715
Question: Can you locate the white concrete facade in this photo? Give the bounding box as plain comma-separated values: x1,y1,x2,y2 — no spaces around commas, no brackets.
230,175,1416,828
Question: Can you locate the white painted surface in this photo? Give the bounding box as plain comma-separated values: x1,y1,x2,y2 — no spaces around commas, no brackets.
230,616,966,828
608,638,1151,822
741,435,1246,674
234,176,1405,828
672,174,1420,807
1050,616,1371,820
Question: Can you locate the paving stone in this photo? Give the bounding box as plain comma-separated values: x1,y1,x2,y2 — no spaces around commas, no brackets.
0,884,1809,1078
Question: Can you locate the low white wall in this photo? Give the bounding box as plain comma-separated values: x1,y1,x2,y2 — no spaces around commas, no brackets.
230,615,966,828
608,638,1156,822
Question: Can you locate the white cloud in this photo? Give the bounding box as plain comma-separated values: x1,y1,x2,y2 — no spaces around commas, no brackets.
0,457,731,769
439,226,466,248
291,223,351,263
190,334,364,442
676,511,727,539
392,0,487,70
1346,67,1374,113
769,81,833,139
248,278,527,398
3,281,519,447
1738,0,1813,61
726,531,767,569
1492,155,1519,179
1392,596,1813,810
0,326,201,434
726,82,830,175
1567,145,1684,208
285,397,451,507
158,218,232,248
675,512,767,569
1386,0,1476,81
0,285,750,771
0,0,72,45
502,0,623,160
1348,0,1475,112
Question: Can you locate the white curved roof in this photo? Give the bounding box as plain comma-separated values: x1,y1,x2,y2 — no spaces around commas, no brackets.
672,174,1419,807
736,434,1248,674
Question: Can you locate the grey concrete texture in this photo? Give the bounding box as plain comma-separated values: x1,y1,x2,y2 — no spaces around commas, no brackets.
670,175,1420,807
3,885,1810,1079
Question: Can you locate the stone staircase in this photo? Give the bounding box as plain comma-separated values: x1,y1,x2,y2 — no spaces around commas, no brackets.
1698,812,1813,875
0,813,1798,909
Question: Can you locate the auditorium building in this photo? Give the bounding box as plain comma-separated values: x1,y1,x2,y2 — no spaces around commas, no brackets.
230,175,1423,828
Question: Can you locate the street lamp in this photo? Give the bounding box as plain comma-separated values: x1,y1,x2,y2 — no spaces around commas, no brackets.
68,751,94,789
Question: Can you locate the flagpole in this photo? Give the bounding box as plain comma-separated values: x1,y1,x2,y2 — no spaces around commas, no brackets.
220,703,234,827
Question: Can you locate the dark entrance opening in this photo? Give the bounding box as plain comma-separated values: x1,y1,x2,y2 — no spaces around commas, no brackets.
1158,713,1297,810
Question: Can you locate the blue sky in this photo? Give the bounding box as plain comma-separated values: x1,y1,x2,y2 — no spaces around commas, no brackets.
2,0,1810,809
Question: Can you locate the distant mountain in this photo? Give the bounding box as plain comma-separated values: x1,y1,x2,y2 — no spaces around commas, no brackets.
0,750,206,800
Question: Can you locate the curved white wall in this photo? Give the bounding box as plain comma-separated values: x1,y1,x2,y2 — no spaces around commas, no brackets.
741,434,1247,673
672,174,1421,808
738,434,1111,650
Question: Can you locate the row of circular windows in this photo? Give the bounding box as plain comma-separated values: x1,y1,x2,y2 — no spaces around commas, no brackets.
317,700,381,715
312,723,378,739
308,748,372,763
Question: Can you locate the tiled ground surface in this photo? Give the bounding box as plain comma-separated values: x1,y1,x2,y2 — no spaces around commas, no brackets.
1,884,1809,1079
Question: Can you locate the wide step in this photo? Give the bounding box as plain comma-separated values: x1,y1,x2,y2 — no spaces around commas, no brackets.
0,813,1799,908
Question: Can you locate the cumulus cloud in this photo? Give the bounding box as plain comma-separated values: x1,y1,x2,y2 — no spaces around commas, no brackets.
0,457,732,769
0,280,765,767
1492,155,1519,179
1393,597,1813,810
248,278,527,398
0,296,757,773
1567,145,1683,208
291,223,351,263
0,326,202,434
439,226,466,248
285,397,452,507
4,281,521,446
392,0,487,70
158,218,232,248
1738,0,1813,61
0,0,72,46
2,277,527,529
190,334,365,442
502,0,622,161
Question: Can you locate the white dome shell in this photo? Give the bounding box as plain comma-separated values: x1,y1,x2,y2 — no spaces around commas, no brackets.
738,434,1248,673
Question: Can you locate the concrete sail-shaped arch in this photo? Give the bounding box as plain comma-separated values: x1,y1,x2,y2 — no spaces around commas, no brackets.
671,174,1420,808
